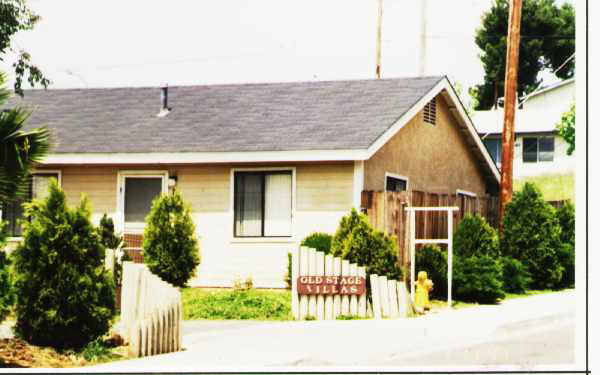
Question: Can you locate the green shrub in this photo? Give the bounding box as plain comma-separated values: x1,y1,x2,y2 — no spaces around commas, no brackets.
12,180,115,350
301,232,333,254
501,256,532,294
284,252,292,289
331,209,401,283
555,201,575,289
415,244,447,300
453,255,505,304
98,214,121,250
453,214,499,258
143,191,200,287
501,182,563,289
0,221,15,323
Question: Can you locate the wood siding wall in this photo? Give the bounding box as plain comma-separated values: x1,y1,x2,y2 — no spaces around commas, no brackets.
364,95,488,196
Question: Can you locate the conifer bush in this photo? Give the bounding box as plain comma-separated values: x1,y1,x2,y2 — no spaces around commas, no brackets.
0,222,15,323
415,244,447,300
301,232,332,254
143,191,200,287
331,209,401,282
12,180,115,349
453,214,499,258
501,182,563,289
98,213,121,250
453,255,504,304
501,256,532,294
555,201,575,288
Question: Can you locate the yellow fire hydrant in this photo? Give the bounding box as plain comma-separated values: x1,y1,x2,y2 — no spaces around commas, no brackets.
414,271,434,313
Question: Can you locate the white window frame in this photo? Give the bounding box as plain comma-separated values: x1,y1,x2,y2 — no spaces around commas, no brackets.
117,170,168,233
2,169,62,241
229,166,296,243
384,172,409,192
456,189,477,198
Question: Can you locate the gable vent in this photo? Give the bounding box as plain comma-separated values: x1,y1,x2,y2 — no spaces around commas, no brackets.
423,98,436,125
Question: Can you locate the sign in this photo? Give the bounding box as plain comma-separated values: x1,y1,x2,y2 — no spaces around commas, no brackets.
297,276,366,295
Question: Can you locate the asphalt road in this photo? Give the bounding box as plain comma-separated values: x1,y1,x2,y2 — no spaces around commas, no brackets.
93,290,578,372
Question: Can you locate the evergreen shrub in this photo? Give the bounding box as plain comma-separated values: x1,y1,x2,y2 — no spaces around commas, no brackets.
556,201,575,288
12,180,115,349
501,182,563,289
501,256,532,294
415,244,447,300
143,191,200,287
453,255,505,304
301,232,332,254
0,222,15,323
453,214,499,258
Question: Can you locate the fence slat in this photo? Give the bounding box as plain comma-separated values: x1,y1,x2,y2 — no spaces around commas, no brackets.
350,263,358,316
333,257,342,319
291,248,299,320
370,274,382,319
397,281,408,318
308,248,317,318
388,280,399,318
325,255,334,320
358,267,367,317
379,276,390,318
316,251,325,320
299,247,309,320
341,260,350,316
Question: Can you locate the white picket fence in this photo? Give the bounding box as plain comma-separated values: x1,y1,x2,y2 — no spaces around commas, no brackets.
120,262,183,357
291,246,412,320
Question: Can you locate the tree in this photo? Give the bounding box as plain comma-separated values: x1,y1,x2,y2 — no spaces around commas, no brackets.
12,180,115,349
0,71,50,203
0,0,49,96
0,221,15,323
143,191,200,287
472,0,575,110
556,103,575,155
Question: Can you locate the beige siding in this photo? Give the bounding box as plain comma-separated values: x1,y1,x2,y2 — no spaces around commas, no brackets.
364,95,488,196
60,166,117,214
176,165,230,212
296,163,354,211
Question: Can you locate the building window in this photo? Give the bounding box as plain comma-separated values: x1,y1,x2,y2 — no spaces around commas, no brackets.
124,177,163,224
523,136,554,163
483,138,501,166
423,98,437,125
385,175,408,192
0,172,60,237
234,171,292,237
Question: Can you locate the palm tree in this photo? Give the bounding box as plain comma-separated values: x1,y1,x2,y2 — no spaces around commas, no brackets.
0,71,50,203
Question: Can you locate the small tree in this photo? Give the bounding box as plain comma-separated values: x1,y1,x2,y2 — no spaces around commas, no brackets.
143,191,200,287
501,256,532,294
556,103,575,155
453,255,505,304
415,244,448,300
501,183,563,289
453,214,499,258
555,201,575,289
98,213,121,250
0,221,15,323
301,232,333,254
12,180,114,349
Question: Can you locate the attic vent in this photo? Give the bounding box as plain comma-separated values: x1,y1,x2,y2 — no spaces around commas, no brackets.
423,98,436,125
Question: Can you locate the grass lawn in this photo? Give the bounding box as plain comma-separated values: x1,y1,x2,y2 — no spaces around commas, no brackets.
504,289,568,300
182,288,293,320
514,173,575,202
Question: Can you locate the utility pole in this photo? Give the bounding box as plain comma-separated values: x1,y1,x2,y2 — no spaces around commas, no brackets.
375,0,383,78
498,0,523,232
419,0,428,76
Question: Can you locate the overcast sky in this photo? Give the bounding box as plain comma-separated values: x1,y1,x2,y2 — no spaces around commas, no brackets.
0,0,574,95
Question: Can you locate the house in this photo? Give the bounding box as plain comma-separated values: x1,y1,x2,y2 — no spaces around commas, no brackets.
2,76,499,288
473,78,575,180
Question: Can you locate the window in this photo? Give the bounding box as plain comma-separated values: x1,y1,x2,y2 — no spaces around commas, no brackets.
483,138,502,166
523,137,554,163
385,175,408,192
124,177,163,224
234,171,292,237
0,172,60,237
423,98,437,125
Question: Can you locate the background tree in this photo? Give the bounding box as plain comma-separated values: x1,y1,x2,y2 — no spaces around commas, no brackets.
0,71,50,203
472,0,575,110
0,0,49,96
556,103,575,155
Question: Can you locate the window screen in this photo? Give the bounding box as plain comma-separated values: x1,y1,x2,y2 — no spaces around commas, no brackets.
124,177,162,223
386,176,407,192
234,171,292,237
538,137,554,162
523,138,538,163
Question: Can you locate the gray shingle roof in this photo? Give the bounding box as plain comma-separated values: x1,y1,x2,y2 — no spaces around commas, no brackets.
7,76,444,154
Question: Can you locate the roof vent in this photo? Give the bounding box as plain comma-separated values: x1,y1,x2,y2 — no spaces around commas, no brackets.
157,84,171,117
423,97,436,125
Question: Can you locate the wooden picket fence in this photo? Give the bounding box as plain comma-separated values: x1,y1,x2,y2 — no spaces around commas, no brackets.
120,262,183,358
291,246,413,320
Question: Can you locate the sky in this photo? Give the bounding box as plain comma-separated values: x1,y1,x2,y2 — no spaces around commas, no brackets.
0,0,573,98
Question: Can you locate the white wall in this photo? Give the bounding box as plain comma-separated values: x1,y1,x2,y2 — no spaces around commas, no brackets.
524,81,575,114
512,135,575,178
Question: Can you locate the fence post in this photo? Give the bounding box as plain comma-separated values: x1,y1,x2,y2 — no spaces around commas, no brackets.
350,263,358,316
370,274,382,319
379,276,390,318
325,255,334,320
316,251,325,320
341,260,350,315
299,247,309,320
308,248,317,318
410,209,416,303
447,208,453,309
388,280,399,318
291,248,299,320
358,267,367,317
333,257,342,319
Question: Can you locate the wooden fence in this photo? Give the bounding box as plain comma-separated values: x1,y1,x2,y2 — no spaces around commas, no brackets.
291,246,412,320
120,262,183,358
